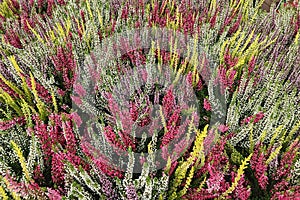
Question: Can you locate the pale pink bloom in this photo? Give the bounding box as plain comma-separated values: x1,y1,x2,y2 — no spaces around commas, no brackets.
74,83,86,97
71,95,82,105
218,124,229,133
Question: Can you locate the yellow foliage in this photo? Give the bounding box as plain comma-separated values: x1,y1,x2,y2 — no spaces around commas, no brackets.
0,88,22,116
229,28,242,49
0,0,14,19
242,0,249,22
190,125,208,166
262,36,279,50
26,21,44,44
159,105,168,133
268,125,284,149
51,90,58,113
266,145,282,165
250,0,265,22
169,161,189,200
220,153,252,199
243,33,261,59
165,156,172,174
235,0,244,10
210,0,217,12
170,35,178,69
86,0,93,20
0,73,24,97
232,31,246,57
178,166,195,197
169,125,208,199
159,194,164,200
175,8,181,28
157,41,162,70
30,73,46,120
97,9,103,29
285,120,300,144
0,185,8,200
147,141,153,154
239,29,255,55
295,30,300,45
8,56,32,103
196,177,206,192
8,56,23,74
20,99,35,128
260,130,267,143
10,141,31,182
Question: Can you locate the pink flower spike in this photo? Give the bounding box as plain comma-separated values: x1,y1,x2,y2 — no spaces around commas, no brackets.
71,95,82,105
186,71,193,86
196,79,203,91
203,98,211,111
218,124,229,133
47,188,62,200
139,156,146,166
0,120,16,131
248,56,256,74
57,88,65,96
57,0,66,5
162,88,175,117
74,83,86,97
254,111,265,123
70,112,82,127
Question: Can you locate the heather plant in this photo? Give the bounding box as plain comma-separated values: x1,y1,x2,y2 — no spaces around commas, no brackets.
0,0,299,199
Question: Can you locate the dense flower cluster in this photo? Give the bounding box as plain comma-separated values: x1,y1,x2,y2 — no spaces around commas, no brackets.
0,0,299,199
